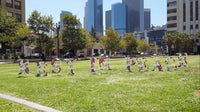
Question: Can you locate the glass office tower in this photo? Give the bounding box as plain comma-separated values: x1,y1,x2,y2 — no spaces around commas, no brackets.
84,0,103,35
122,0,144,32
111,3,126,35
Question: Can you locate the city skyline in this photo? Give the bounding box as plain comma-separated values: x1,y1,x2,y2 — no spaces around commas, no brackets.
26,0,167,29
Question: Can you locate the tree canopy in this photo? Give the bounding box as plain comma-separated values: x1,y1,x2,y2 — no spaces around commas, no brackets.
61,14,86,53
0,10,29,55
136,39,149,53
100,27,121,54
122,33,137,53
27,10,54,58
163,31,193,55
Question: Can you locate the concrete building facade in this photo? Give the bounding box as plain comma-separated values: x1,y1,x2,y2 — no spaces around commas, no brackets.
0,0,25,55
122,0,144,33
111,3,126,35
147,29,167,52
105,10,111,30
144,8,151,30
0,0,25,23
167,0,200,53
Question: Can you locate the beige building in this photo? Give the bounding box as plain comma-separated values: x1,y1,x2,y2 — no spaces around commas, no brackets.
0,0,25,23
167,0,200,53
0,0,25,55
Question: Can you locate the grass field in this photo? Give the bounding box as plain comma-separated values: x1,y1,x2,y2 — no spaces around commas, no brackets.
0,56,199,112
0,98,34,112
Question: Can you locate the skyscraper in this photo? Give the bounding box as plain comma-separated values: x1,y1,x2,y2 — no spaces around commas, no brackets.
144,8,151,31
60,10,72,30
111,3,126,35
84,0,103,35
122,0,144,33
167,0,200,53
105,10,111,30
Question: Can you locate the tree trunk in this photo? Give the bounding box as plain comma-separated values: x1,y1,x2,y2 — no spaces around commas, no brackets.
11,47,15,62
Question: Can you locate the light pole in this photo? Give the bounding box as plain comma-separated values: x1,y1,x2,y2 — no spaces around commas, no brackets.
56,22,60,58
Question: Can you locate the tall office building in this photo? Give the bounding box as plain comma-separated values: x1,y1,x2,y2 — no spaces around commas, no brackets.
122,0,144,33
105,10,111,30
111,3,126,35
84,0,103,35
144,8,151,31
60,10,72,30
0,0,25,23
167,0,200,53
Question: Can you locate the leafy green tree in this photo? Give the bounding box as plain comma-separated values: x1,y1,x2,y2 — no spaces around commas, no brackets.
149,43,160,54
197,30,200,39
123,33,137,53
179,33,193,53
136,39,149,53
61,14,86,54
90,27,96,39
163,32,193,54
0,10,29,55
100,27,121,54
85,34,96,50
27,10,54,58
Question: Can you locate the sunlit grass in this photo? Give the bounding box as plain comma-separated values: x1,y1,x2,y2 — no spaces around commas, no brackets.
0,56,199,111
0,98,34,112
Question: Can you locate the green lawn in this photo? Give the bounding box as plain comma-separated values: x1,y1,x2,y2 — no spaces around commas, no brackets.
0,56,199,112
0,98,34,112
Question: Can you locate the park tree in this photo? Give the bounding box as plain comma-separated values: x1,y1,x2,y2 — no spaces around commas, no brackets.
149,43,160,54
27,10,54,58
163,31,193,54
85,34,96,50
122,33,137,53
61,14,86,54
163,33,174,55
100,27,121,54
136,39,149,53
197,30,200,39
90,27,96,39
0,10,29,56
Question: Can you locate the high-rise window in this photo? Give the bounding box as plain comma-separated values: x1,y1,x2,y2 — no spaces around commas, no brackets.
167,9,177,14
167,16,177,21
183,29,186,33
196,20,199,25
7,12,13,17
190,1,193,20
15,1,21,10
15,13,21,23
191,29,193,35
196,29,199,33
196,0,199,20
6,0,13,8
167,2,177,7
183,1,186,21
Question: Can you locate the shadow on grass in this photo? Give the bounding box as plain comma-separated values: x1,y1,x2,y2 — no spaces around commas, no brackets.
17,76,28,78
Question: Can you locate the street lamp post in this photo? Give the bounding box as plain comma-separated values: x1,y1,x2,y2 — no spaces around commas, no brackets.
56,22,60,58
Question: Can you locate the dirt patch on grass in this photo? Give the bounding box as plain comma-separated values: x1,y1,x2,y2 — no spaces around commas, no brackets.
114,93,125,98
106,75,124,84
195,90,200,96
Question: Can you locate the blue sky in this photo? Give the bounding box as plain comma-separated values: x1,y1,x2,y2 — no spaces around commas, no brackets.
26,0,167,28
